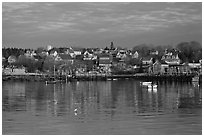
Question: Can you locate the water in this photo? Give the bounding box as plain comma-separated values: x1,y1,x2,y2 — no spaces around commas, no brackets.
2,80,202,135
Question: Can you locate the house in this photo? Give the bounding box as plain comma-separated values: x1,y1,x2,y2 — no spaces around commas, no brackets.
49,50,58,57
83,50,94,60
57,54,74,64
150,50,159,55
98,53,112,67
132,51,139,58
161,50,181,65
151,60,161,74
116,49,128,60
142,57,153,65
8,55,17,64
70,47,83,56
158,63,191,75
24,50,37,57
65,48,75,58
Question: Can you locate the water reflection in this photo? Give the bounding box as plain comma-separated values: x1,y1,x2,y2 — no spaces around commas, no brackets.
2,80,202,134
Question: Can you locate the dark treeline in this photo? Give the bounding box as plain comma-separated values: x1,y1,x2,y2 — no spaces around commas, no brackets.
132,41,202,63
2,47,26,58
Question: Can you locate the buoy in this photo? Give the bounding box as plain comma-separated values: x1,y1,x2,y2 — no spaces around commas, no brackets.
74,108,77,112
74,108,78,116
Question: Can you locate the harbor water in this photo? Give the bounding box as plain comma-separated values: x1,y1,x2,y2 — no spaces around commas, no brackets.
2,80,202,135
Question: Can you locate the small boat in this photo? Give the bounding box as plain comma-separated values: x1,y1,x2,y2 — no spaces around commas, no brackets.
45,77,57,84
148,84,157,88
148,84,158,92
45,80,57,84
140,82,152,86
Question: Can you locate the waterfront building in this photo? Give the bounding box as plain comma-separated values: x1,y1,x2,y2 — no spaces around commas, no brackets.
161,50,181,65
152,60,161,74
3,66,26,75
188,62,202,74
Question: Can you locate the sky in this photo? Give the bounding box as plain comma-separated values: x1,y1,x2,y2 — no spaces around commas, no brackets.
2,2,202,49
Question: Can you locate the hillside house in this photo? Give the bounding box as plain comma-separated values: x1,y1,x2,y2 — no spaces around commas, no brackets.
132,51,139,58
142,57,153,65
65,48,75,58
70,47,83,56
83,50,96,60
57,54,74,64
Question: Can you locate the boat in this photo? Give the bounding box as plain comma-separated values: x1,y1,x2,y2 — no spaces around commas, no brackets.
148,84,157,88
148,84,158,92
45,80,57,84
140,82,152,86
45,77,58,84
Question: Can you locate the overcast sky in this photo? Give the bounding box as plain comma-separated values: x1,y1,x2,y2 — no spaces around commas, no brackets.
2,2,202,49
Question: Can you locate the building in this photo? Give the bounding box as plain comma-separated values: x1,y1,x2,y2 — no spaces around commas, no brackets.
57,54,74,64
70,47,83,56
161,50,181,65
83,50,95,60
152,60,161,74
3,66,26,75
65,48,75,58
98,53,112,67
142,57,153,65
132,51,139,58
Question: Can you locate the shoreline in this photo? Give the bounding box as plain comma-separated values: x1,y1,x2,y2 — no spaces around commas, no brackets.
2,73,200,83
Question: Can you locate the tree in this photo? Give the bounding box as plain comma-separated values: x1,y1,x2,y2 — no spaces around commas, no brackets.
43,56,55,72
176,41,202,62
16,55,38,72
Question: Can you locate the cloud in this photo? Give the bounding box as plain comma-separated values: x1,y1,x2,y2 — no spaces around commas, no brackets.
3,2,202,36
37,21,76,30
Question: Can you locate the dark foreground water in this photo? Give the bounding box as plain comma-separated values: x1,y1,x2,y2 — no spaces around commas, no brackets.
2,80,202,135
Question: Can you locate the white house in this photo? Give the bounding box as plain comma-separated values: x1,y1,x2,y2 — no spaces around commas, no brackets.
132,51,139,58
